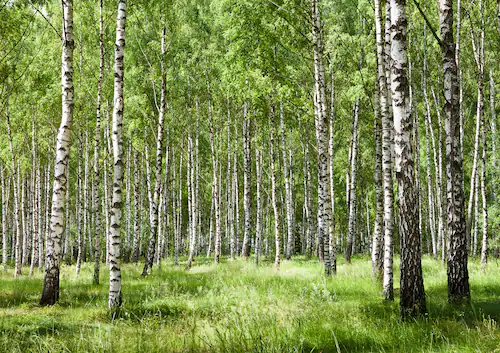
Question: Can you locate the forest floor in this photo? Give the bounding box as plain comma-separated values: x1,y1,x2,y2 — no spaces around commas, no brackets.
0,256,499,352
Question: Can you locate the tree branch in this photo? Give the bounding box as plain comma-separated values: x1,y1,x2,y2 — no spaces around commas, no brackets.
412,0,441,46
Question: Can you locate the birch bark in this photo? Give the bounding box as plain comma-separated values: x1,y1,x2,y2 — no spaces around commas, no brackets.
40,0,74,305
108,0,126,308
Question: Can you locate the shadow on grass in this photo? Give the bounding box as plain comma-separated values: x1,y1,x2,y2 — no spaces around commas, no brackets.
0,290,39,308
358,282,500,326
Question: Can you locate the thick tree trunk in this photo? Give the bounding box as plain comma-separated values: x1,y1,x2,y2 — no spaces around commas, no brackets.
108,0,126,308
390,0,426,319
40,0,74,305
438,0,470,304
312,0,334,275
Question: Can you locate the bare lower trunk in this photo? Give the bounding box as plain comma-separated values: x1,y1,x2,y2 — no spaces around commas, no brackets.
1,168,7,272
372,86,384,278
391,0,426,319
346,100,359,263
30,125,40,276
6,110,22,278
40,0,74,305
490,74,498,202
312,0,334,275
108,0,126,308
186,133,197,270
281,103,294,260
174,153,183,266
439,0,470,304
241,102,251,258
480,110,488,270
423,35,437,259
210,116,221,264
93,0,104,284
142,29,166,276
255,149,263,265
75,142,83,275
270,104,281,269
132,151,141,263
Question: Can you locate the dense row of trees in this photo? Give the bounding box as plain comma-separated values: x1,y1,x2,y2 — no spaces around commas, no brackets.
0,0,498,318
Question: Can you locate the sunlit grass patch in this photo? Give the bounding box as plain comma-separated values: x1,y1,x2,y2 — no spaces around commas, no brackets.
0,256,499,352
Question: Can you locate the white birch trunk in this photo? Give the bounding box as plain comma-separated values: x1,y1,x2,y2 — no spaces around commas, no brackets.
255,149,263,265
241,101,251,258
93,0,104,283
108,0,126,308
40,0,74,305
280,103,294,260
312,0,334,275
6,110,22,278
390,0,426,318
346,100,359,262
439,0,470,304
1,168,7,272
142,28,166,276
270,104,281,269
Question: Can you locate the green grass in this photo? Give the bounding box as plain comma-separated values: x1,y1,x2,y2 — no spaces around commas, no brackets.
1,256,499,352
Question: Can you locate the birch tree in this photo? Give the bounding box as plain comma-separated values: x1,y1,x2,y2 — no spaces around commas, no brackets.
390,0,426,319
108,0,127,308
438,0,470,304
93,0,104,285
312,0,335,275
40,0,75,305
143,28,167,276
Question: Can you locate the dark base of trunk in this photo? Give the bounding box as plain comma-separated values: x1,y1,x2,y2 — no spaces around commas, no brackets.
93,268,100,285
448,261,470,304
40,269,60,306
108,292,123,309
400,298,427,321
185,256,193,270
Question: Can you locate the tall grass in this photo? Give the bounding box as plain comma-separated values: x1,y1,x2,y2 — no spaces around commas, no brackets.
0,256,499,352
